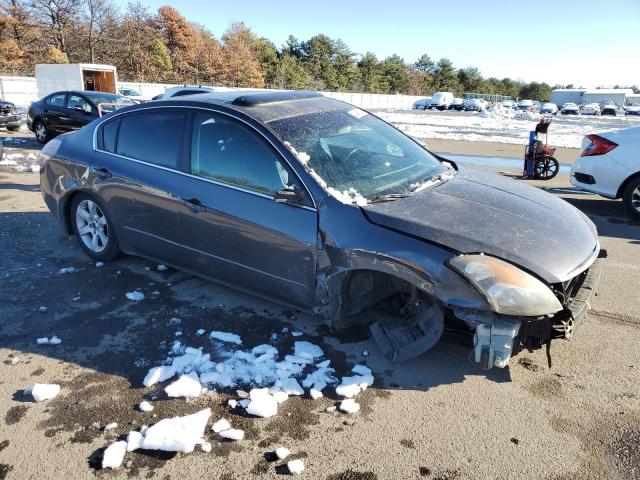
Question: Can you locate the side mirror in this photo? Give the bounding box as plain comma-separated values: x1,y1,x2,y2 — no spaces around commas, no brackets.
275,185,303,205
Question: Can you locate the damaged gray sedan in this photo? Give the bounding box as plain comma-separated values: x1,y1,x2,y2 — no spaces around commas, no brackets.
39,91,603,369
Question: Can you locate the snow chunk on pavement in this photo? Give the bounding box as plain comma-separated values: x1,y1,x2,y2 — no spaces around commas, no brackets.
219,428,244,441
58,267,77,274
27,383,60,402
36,336,62,345
164,372,202,398
246,388,278,418
351,364,372,376
140,408,211,452
276,447,290,460
49,336,62,345
340,399,360,414
281,377,304,396
139,401,154,412
212,418,231,433
335,372,374,398
143,366,176,387
209,331,242,345
104,422,117,431
126,291,145,301
310,388,323,400
102,441,127,469
127,431,144,452
196,329,206,336
294,341,323,360
288,459,305,475
157,264,168,271
201,442,212,452
36,337,49,344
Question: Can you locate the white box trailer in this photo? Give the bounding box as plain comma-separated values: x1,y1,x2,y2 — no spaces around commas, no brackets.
35,63,117,99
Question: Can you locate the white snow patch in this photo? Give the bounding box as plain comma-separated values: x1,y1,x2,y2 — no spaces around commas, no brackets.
212,418,231,433
143,365,176,387
209,331,242,345
291,330,303,337
127,431,144,452
140,408,210,452
104,422,118,431
281,377,304,396
246,388,278,418
27,383,60,402
339,398,360,414
139,401,154,412
58,267,77,274
157,264,168,271
95,262,104,267
276,447,291,460
227,399,238,409
310,388,323,400
196,329,206,336
219,428,244,441
288,459,305,475
102,441,127,469
294,341,324,361
201,442,212,452
164,372,202,398
36,336,61,345
126,291,145,301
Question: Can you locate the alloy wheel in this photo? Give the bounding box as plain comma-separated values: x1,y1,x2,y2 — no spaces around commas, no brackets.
75,199,109,253
35,123,47,142
632,186,640,213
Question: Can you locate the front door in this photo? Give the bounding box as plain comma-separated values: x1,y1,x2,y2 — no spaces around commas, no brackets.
42,92,68,134
174,111,318,308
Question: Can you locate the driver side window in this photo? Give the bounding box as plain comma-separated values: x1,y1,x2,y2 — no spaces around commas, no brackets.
67,94,92,113
190,112,294,196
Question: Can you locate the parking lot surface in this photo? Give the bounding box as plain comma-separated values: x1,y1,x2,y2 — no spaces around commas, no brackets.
1,134,639,480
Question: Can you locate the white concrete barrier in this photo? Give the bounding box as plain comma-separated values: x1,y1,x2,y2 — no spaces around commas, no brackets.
1,75,427,110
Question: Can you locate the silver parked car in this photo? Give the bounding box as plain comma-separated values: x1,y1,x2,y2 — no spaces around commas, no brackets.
39,91,602,369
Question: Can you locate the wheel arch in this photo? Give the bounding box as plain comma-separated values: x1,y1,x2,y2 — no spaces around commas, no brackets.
616,171,640,199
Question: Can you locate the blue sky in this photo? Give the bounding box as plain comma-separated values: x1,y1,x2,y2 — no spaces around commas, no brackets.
117,0,640,87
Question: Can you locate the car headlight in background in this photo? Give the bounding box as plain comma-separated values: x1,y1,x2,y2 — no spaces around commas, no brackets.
447,254,563,316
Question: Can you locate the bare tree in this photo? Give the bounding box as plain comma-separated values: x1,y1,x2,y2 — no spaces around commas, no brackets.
30,0,81,54
80,0,117,63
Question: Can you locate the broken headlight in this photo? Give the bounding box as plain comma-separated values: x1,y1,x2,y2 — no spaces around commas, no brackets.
447,254,563,316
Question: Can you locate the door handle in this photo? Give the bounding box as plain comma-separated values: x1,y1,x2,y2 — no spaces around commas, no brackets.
93,167,112,179
182,197,205,212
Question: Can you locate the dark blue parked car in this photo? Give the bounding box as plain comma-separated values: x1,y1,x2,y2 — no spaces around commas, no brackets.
39,91,602,369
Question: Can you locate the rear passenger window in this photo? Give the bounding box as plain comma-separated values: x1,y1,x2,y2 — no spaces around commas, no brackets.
101,119,119,153
116,111,185,168
190,112,290,195
47,93,66,106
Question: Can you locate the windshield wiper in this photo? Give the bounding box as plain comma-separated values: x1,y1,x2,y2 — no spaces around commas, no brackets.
368,193,410,203
409,170,453,192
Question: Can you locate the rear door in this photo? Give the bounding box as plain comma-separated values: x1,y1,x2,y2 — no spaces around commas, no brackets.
42,92,68,133
92,109,187,265
174,110,318,308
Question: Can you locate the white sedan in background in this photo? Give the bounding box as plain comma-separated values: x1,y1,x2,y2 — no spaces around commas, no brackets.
540,102,558,114
581,103,601,115
571,126,640,218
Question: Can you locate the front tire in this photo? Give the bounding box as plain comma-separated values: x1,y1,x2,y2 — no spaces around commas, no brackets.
70,194,121,261
623,177,640,220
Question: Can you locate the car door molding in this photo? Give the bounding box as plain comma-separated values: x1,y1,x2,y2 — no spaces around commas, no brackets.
92,104,317,212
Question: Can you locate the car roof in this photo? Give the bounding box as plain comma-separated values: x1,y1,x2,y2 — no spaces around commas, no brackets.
154,90,349,123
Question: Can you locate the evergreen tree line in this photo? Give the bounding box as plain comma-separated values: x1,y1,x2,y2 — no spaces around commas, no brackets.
1,1,637,100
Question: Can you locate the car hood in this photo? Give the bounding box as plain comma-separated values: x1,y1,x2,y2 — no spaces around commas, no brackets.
361,166,599,283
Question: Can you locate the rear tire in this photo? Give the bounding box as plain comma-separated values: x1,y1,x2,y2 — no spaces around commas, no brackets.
623,177,640,220
34,120,49,144
70,193,121,261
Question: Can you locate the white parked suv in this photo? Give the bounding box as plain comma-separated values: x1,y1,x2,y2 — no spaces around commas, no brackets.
570,126,640,218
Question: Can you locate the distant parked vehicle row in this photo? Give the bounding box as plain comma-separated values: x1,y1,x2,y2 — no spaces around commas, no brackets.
464,98,487,111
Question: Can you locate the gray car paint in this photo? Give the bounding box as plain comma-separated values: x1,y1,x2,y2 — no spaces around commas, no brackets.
39,92,598,325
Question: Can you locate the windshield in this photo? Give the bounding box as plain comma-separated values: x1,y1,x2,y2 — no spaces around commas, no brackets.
84,92,134,110
268,108,446,202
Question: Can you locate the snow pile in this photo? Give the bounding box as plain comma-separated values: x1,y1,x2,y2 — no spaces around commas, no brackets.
102,441,127,469
139,401,154,412
26,383,60,402
143,365,176,387
36,336,61,345
288,459,305,475
125,291,145,301
126,431,144,452
140,408,211,452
